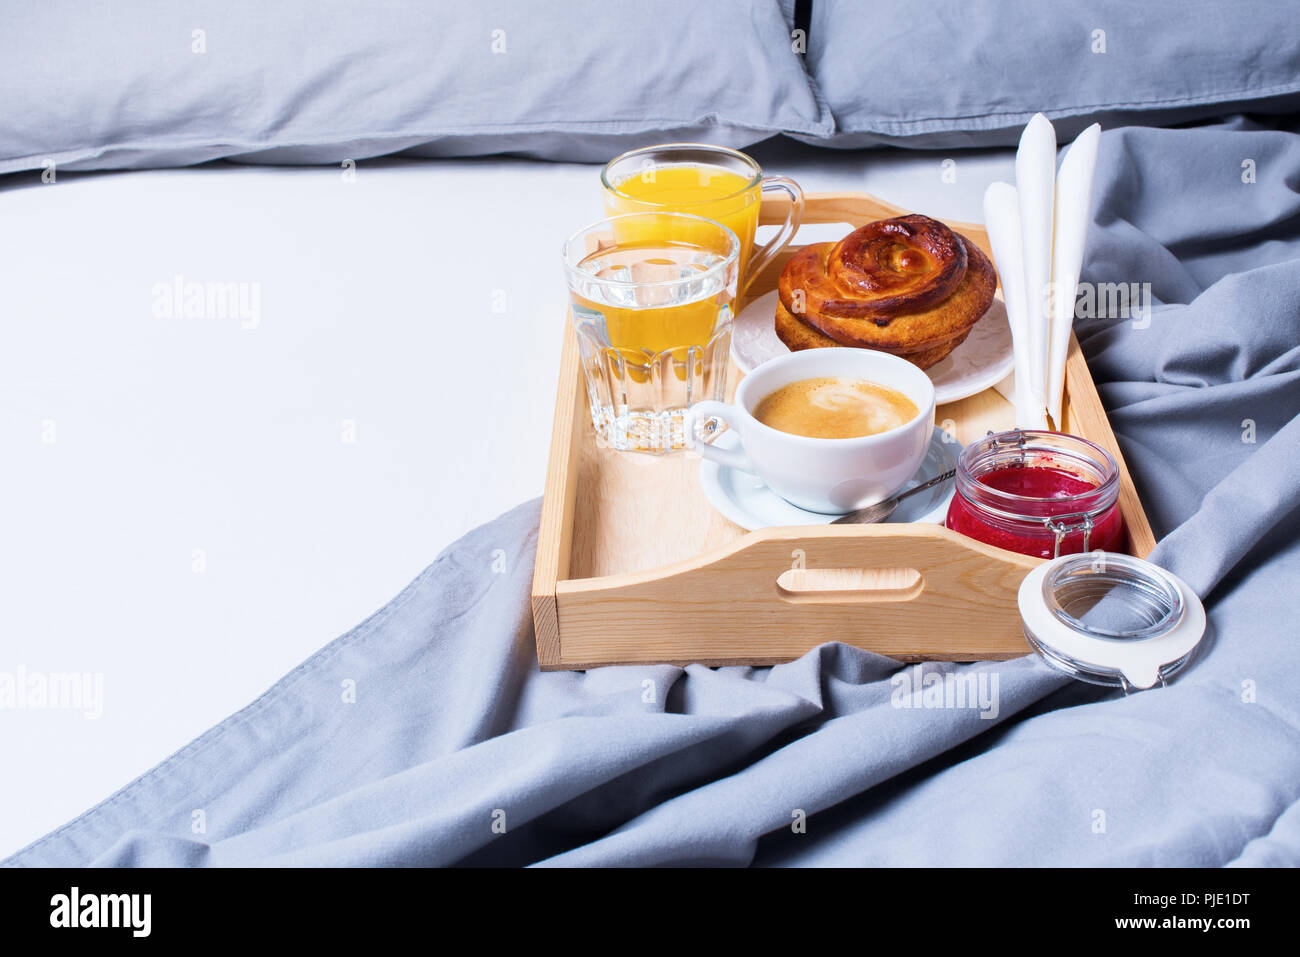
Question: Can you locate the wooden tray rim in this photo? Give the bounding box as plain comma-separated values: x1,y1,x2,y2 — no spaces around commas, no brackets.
532,190,1157,669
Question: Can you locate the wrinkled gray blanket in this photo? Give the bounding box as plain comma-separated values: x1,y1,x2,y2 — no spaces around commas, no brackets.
7,116,1300,867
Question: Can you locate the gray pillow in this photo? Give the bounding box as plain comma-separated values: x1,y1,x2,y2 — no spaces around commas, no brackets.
802,0,1300,148
0,0,831,173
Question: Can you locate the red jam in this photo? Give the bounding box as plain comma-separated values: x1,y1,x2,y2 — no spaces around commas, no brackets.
946,463,1125,559
978,464,1098,498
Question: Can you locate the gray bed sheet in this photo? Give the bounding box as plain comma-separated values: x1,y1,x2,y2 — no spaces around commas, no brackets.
6,115,1299,867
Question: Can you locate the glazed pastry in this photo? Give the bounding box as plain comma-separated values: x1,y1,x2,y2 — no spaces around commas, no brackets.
776,214,996,369
774,297,972,368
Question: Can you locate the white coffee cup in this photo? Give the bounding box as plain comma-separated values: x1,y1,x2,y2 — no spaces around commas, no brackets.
686,348,935,514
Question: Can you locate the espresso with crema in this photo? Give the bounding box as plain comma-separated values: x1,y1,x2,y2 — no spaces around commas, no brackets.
753,376,919,439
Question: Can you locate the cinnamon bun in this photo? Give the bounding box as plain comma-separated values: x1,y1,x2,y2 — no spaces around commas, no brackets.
775,215,996,370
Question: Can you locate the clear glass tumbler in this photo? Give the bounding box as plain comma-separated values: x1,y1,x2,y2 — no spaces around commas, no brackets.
562,212,740,453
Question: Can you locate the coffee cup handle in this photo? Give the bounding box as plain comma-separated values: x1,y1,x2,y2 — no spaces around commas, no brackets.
686,400,753,473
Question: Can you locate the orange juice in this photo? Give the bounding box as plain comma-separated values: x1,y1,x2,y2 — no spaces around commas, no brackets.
572,239,731,348
604,165,762,281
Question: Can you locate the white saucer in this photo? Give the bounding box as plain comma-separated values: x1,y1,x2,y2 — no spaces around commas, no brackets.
731,289,1014,406
698,429,959,531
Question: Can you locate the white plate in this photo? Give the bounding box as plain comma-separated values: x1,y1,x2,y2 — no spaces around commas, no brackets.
731,289,1014,406
699,428,959,531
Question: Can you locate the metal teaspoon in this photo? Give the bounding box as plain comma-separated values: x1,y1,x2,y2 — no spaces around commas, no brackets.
830,469,956,525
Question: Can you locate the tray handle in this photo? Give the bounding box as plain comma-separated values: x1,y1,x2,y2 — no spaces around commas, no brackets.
553,524,1042,667
775,565,925,603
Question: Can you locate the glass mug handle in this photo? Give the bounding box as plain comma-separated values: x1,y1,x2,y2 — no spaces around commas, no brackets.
744,176,805,293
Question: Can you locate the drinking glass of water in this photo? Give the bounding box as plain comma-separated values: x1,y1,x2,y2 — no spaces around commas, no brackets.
562,212,740,453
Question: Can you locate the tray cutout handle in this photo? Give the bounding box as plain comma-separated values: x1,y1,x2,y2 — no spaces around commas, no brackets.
554,525,1043,667
776,566,924,604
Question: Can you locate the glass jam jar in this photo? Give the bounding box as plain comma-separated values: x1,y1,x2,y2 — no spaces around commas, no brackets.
945,429,1125,559
1018,552,1207,692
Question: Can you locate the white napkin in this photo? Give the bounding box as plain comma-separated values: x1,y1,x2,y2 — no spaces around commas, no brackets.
983,182,1045,429
1046,123,1101,427
1014,113,1057,420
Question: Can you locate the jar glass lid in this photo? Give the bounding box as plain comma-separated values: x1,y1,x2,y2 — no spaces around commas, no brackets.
1017,552,1206,692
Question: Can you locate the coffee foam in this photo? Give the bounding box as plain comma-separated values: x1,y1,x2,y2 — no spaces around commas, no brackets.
753,376,918,439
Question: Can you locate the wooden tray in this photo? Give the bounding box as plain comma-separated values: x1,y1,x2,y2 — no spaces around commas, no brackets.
531,192,1156,670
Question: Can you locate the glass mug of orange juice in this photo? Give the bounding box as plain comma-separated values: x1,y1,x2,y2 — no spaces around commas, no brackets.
601,143,804,292
563,212,740,453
